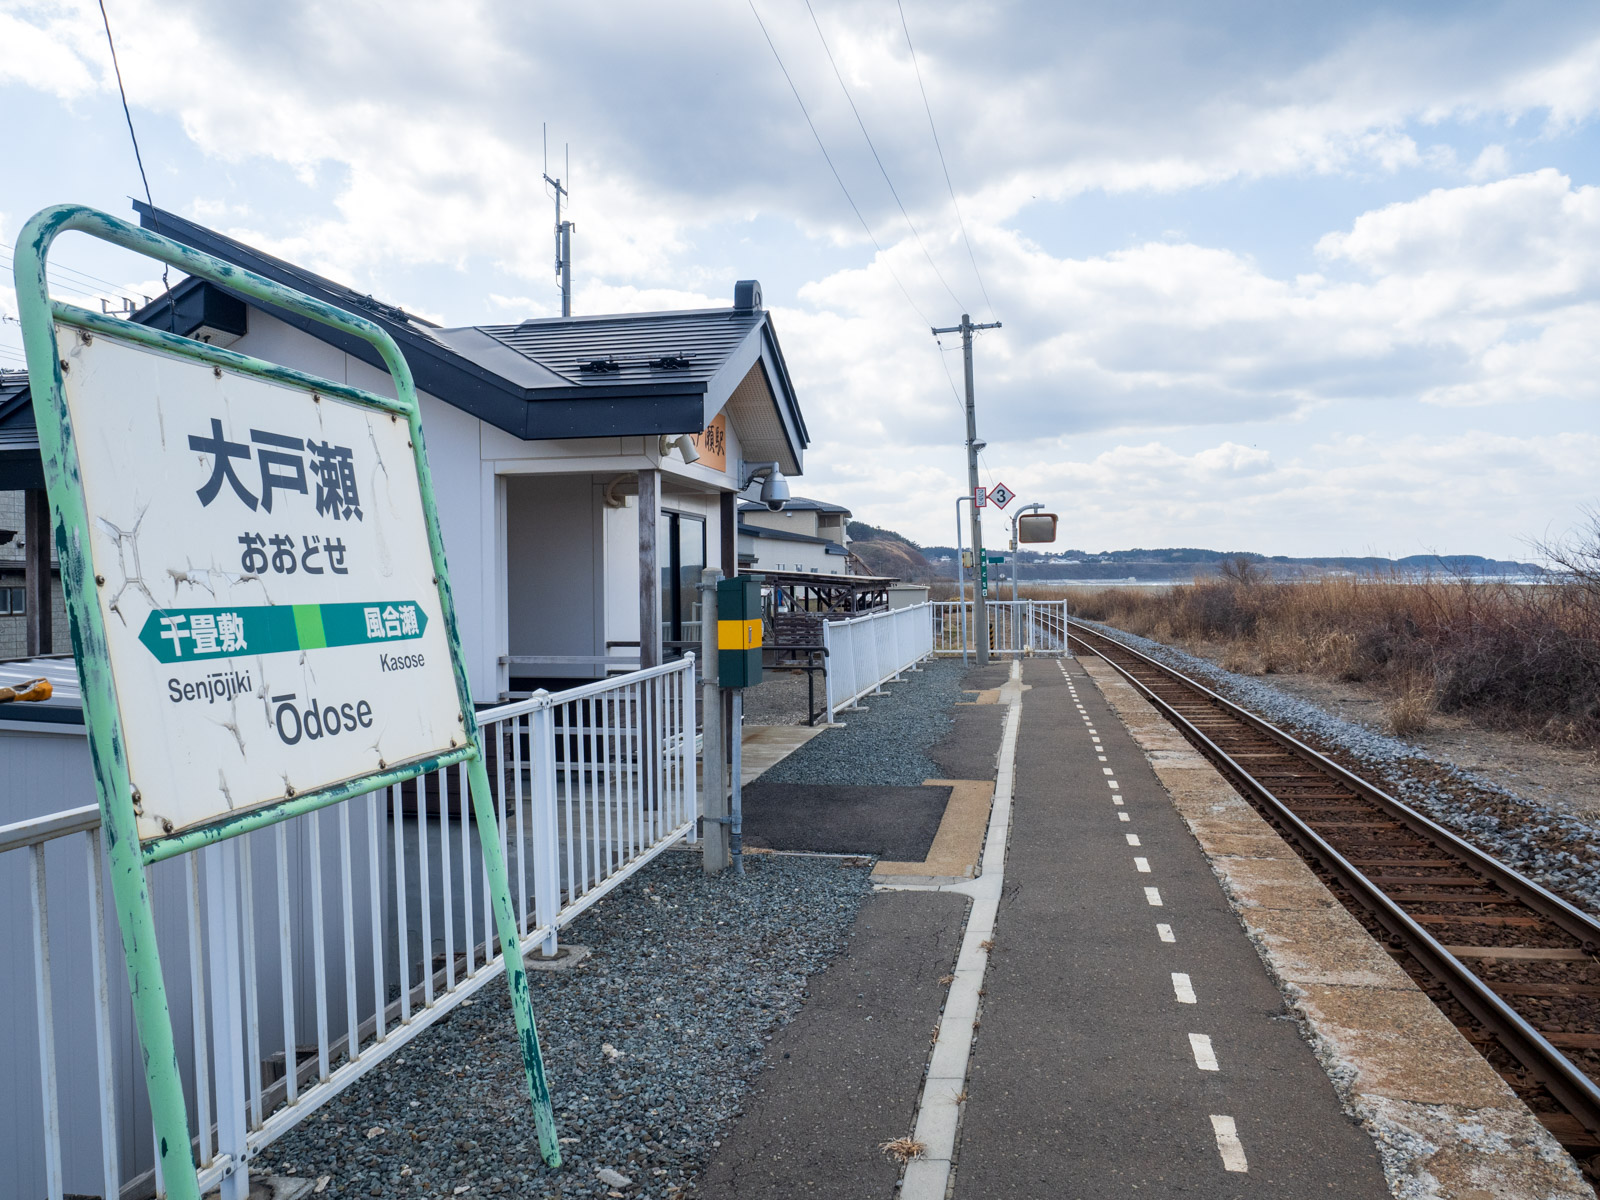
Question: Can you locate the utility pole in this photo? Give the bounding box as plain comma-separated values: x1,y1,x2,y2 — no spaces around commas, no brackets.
932,313,1001,665
543,128,573,317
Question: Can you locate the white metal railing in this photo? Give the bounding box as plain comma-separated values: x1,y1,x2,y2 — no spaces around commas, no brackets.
931,600,1071,657
4,656,696,1200
821,602,934,721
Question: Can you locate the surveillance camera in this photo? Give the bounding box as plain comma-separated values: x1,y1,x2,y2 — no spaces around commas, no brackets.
759,471,790,511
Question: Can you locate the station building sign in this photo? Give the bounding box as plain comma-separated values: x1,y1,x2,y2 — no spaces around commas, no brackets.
59,328,463,841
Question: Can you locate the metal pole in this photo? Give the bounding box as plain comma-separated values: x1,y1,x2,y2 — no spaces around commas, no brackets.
544,143,571,318
1011,503,1042,654
961,318,987,665
730,689,744,876
933,313,1001,665
699,569,728,873
955,495,969,667
558,224,571,318
465,751,563,1165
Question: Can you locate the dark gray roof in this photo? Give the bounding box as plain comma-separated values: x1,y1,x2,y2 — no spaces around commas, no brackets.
478,309,765,389
0,370,43,489
128,203,808,463
739,496,850,515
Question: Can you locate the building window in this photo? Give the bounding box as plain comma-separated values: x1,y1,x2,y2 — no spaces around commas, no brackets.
0,586,23,615
658,511,706,653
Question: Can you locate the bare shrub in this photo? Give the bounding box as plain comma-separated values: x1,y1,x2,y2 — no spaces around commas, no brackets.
1259,633,1305,674
1220,641,1259,675
1385,679,1434,737
1311,630,1361,680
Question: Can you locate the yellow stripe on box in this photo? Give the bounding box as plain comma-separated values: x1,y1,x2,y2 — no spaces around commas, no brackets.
717,618,762,650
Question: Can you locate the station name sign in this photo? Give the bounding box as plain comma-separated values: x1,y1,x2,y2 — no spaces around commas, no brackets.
60,329,464,841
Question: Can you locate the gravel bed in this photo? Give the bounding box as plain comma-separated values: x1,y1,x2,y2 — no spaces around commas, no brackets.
254,851,873,1198
757,657,968,787
1084,621,1600,919
740,668,819,727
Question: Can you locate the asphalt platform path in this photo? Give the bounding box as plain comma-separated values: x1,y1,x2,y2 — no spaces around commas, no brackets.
953,658,1391,1199
740,782,951,858
698,889,970,1199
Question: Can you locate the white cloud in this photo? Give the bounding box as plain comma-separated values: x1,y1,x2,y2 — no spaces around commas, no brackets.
4,2,1599,557
0,5,101,100
1468,143,1511,180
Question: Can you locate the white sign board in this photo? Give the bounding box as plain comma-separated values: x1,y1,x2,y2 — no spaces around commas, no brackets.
59,326,464,840
988,481,1015,509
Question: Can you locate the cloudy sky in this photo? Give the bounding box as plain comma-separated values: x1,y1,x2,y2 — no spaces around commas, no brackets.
2,1,1597,559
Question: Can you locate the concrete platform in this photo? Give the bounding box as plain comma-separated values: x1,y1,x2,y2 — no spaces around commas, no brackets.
1082,656,1591,1198
696,889,970,1199
873,779,994,884
952,657,1396,1198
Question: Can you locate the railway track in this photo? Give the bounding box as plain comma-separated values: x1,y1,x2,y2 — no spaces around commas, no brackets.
1060,617,1600,1183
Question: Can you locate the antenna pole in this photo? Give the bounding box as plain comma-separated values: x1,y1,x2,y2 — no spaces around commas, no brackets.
543,140,573,318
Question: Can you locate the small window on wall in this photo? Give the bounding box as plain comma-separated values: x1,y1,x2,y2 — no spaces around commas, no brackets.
0,586,22,615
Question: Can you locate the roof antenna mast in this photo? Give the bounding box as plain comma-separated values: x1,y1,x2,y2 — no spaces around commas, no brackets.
543,125,573,318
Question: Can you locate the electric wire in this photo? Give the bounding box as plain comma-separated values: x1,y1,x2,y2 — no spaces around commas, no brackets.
0,252,116,305
748,0,968,430
746,0,935,330
896,0,996,321
803,0,967,314
96,0,174,329
0,248,132,298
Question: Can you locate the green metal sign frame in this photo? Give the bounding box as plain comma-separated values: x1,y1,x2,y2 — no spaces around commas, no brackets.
12,204,562,1194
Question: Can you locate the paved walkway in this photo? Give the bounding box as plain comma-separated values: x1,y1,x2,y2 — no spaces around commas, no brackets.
951,657,1391,1198
705,656,1400,1199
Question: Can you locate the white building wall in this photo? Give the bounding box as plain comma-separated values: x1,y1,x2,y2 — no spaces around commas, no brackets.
744,533,845,575
506,475,604,680
223,308,752,701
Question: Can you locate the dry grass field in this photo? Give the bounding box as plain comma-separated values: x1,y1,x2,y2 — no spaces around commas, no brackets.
1030,553,1600,749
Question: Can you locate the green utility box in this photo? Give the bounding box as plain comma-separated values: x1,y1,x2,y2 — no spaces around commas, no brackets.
717,575,764,688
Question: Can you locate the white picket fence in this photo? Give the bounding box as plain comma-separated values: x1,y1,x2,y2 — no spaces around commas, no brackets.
4,656,697,1200
930,600,1071,657
821,602,935,720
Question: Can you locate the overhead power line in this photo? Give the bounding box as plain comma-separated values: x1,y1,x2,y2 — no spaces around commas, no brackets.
803,0,967,314
896,0,996,321
96,0,174,329
746,0,937,331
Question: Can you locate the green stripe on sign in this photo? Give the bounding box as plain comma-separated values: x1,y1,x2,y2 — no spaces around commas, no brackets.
137,600,429,664
293,604,328,649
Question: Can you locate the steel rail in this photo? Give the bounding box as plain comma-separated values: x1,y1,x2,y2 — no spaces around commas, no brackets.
1064,618,1600,1141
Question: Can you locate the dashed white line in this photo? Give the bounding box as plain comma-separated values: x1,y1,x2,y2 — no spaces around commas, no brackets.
1134,857,1151,873
1097,754,1108,761
1108,780,1119,790
1117,811,1130,822
1125,834,1141,846
1157,923,1175,942
1210,1115,1248,1172
1189,1033,1219,1071
1113,797,1124,805
1144,886,1163,906
1172,972,1197,1004
1102,767,1115,776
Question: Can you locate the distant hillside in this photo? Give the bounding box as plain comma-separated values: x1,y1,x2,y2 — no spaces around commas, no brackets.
868,529,1543,582
847,521,937,581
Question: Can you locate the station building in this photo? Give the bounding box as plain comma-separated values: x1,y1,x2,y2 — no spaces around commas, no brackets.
738,495,853,575
0,203,810,700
